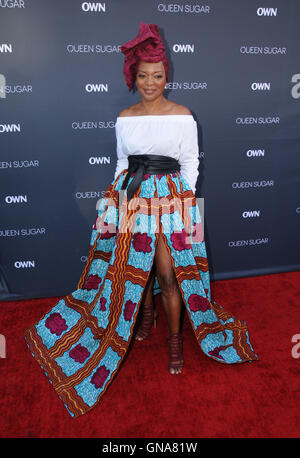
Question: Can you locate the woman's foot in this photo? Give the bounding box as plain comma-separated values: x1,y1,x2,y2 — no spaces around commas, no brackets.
167,333,184,374
135,303,158,341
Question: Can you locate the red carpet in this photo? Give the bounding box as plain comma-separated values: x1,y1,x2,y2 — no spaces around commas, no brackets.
0,271,299,438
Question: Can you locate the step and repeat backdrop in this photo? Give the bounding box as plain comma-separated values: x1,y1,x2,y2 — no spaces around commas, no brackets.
1,0,299,301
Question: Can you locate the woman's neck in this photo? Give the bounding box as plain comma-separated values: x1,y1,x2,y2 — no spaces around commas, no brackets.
139,95,169,114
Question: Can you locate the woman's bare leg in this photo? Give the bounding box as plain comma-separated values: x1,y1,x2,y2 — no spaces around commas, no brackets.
135,263,156,341
154,232,183,374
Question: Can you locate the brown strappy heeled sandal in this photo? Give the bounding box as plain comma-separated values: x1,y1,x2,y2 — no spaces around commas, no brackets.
135,302,159,341
167,333,184,374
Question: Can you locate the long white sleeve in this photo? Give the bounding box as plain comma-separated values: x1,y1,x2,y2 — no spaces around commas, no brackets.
114,125,128,180
178,120,200,194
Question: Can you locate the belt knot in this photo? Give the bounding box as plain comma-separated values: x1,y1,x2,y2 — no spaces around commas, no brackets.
119,154,180,203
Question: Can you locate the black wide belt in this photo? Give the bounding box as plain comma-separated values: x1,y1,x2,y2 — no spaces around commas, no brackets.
120,154,180,202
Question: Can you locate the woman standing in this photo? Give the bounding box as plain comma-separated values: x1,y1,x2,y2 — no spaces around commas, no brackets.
25,22,258,418
116,63,197,376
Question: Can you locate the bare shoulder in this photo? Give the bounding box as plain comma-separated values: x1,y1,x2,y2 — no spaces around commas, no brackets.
117,104,140,117
169,103,192,116
117,103,192,117
117,108,131,118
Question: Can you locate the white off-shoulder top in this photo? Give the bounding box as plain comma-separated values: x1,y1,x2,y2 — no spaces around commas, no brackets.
114,115,200,194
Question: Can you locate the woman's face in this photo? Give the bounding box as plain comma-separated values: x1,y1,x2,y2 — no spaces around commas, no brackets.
135,60,166,99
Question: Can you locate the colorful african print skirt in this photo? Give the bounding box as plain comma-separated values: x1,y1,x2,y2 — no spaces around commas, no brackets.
25,169,258,418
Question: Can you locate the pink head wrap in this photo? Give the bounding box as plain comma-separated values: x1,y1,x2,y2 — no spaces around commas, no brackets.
120,22,169,92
